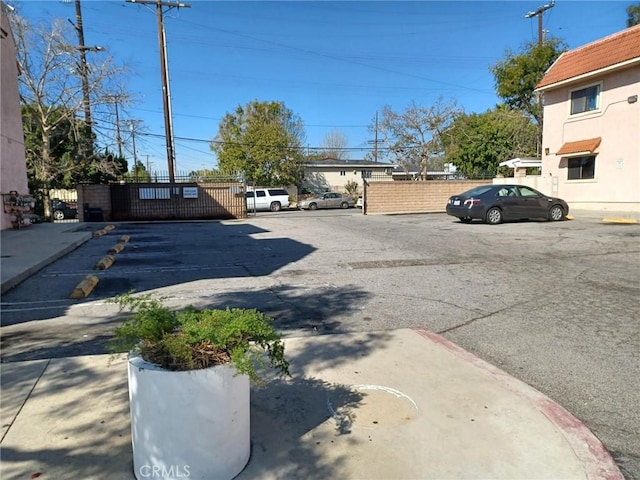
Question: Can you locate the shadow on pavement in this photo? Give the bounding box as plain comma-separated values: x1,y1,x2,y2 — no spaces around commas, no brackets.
1,284,372,363
0,356,132,479
1,222,317,326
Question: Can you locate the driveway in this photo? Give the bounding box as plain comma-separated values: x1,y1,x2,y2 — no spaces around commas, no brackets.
1,210,639,479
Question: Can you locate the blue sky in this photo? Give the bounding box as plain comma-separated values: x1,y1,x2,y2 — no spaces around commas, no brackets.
13,0,632,174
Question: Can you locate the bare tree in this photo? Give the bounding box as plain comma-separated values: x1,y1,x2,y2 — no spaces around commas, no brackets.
320,129,349,160
9,11,131,186
373,99,460,179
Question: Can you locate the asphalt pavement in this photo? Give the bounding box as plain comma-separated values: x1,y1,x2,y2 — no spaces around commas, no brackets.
0,216,630,480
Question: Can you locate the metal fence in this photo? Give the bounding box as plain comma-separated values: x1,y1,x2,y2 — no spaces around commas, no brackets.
368,170,496,181
120,171,244,184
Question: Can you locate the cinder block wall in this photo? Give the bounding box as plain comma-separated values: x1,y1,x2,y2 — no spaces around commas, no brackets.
77,184,112,221
77,183,247,221
365,180,492,215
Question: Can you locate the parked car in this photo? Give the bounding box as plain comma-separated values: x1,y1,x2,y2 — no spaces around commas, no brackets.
446,184,569,225
50,199,78,220
298,192,355,210
245,188,290,212
356,196,363,208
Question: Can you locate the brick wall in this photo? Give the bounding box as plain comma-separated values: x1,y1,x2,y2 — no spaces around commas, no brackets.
364,180,492,215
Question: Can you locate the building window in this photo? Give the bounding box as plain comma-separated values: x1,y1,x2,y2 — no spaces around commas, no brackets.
340,170,346,176
361,170,372,179
570,84,600,115
567,155,595,180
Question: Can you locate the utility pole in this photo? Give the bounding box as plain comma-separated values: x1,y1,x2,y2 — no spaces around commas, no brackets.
127,0,190,184
129,119,144,171
129,121,138,165
105,94,125,158
368,111,383,163
525,0,555,157
65,0,104,158
525,0,555,45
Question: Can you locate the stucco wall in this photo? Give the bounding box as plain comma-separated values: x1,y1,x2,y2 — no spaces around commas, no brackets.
540,66,640,212
364,180,491,215
1,6,29,230
303,167,392,193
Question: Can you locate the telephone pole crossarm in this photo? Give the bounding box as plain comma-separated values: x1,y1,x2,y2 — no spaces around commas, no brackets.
126,0,191,183
65,0,105,159
524,0,555,45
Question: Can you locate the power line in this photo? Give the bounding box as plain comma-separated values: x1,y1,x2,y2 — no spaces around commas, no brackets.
524,0,555,45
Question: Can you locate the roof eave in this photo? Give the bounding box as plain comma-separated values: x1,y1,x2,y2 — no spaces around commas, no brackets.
535,57,640,92
303,163,390,168
555,150,593,157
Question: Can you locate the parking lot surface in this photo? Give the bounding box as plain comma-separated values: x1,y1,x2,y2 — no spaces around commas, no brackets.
1,210,639,479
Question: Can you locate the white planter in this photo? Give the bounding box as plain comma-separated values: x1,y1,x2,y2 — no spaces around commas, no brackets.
128,356,250,480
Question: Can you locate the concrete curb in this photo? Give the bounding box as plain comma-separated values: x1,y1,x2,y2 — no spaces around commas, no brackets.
602,217,639,224
413,329,624,480
0,231,93,294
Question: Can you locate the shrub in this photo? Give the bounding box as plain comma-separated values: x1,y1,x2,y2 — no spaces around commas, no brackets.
110,293,290,383
345,180,359,201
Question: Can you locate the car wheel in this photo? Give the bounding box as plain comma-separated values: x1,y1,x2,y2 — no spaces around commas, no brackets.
340,202,349,209
309,203,318,210
485,207,503,225
270,202,281,212
53,210,65,221
459,217,472,224
548,205,565,221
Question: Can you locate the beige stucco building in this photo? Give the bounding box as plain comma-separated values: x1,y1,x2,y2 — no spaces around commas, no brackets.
302,158,392,194
1,3,29,230
535,25,640,213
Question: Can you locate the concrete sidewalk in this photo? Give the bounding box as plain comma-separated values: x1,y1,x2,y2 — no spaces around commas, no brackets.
0,222,92,294
0,329,623,480
0,218,627,479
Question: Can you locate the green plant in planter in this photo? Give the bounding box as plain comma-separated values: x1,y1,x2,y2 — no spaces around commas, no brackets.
110,293,289,383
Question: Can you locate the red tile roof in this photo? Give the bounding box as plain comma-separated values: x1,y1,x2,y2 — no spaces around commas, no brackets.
537,25,640,90
556,137,601,156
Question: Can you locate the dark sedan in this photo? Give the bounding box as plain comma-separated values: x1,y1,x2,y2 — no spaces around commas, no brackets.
446,184,569,225
50,199,78,220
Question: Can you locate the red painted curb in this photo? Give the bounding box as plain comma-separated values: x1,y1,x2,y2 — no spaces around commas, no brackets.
412,328,624,480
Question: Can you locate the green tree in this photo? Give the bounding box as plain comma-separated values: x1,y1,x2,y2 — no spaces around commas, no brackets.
125,161,151,183
490,38,566,151
188,168,223,182
371,98,460,179
628,3,640,26
10,10,130,190
211,101,306,186
442,106,538,178
22,104,126,189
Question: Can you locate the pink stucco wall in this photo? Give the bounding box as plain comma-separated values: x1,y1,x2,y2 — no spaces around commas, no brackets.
540,65,640,212
1,4,29,230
